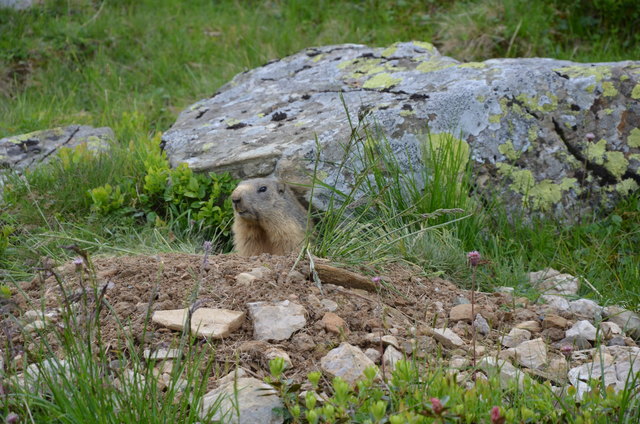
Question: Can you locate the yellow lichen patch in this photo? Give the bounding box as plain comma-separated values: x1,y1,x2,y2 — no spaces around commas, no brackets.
515,93,558,112
527,178,578,211
528,126,538,142
498,141,520,161
497,162,578,211
628,128,640,148
201,142,214,152
553,65,612,82
412,41,435,52
363,73,401,89
603,108,614,115
416,59,455,73
585,139,607,165
400,110,415,117
586,85,595,93
458,62,487,69
312,54,325,63
621,75,630,81
476,95,486,102
632,83,640,100
604,151,628,179
602,81,618,97
613,178,639,195
381,45,398,57
489,114,501,124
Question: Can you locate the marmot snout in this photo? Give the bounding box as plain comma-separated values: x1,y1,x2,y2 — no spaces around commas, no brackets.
231,178,309,256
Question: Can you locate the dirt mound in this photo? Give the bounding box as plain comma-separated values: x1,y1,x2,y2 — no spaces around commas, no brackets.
8,252,524,382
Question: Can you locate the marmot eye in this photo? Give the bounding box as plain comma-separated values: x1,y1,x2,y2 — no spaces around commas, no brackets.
258,186,267,193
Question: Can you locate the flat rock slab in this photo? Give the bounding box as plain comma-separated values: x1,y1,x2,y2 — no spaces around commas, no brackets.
163,41,640,222
247,300,307,341
152,308,245,339
0,125,113,173
200,377,283,424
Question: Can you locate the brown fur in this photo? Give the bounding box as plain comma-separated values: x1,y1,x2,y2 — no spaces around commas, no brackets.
230,178,309,256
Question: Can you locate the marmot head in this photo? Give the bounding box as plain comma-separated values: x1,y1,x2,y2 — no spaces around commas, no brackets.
230,178,287,222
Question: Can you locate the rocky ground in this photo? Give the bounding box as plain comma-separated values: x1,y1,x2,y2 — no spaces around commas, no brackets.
3,252,640,422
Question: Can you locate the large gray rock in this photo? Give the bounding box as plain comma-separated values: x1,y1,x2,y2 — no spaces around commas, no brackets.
163,41,640,221
0,125,113,173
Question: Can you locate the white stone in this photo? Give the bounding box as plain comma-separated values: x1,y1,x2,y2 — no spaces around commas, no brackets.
321,299,338,312
529,268,562,284
449,356,469,369
364,348,381,363
236,272,258,285
320,343,378,385
427,328,465,349
501,328,531,348
604,306,640,339
514,338,547,369
566,320,597,342
477,357,524,388
539,295,570,312
382,346,404,372
569,299,602,321
381,335,400,350
473,314,491,335
599,322,622,339
152,308,245,339
264,348,292,369
531,270,579,295
143,348,183,361
248,300,306,341
200,377,283,424
23,320,46,333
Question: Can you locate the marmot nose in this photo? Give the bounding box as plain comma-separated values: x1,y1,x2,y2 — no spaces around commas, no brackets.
231,196,241,206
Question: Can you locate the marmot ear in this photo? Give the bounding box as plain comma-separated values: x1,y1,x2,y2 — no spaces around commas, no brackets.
276,182,286,194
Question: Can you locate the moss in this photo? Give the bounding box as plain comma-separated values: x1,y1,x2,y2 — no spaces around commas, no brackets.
416,59,454,73
458,62,486,69
498,141,520,161
363,73,401,89
553,65,612,82
628,128,640,148
602,81,618,97
631,83,640,100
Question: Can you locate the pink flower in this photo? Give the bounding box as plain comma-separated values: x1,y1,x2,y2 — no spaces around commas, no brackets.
467,251,482,267
585,133,596,141
430,397,444,415
371,276,381,283
491,406,505,424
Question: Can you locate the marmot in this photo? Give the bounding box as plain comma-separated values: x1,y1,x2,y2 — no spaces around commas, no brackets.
231,178,309,256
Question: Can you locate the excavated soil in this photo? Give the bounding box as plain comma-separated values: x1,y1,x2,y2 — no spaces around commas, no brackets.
7,252,529,383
